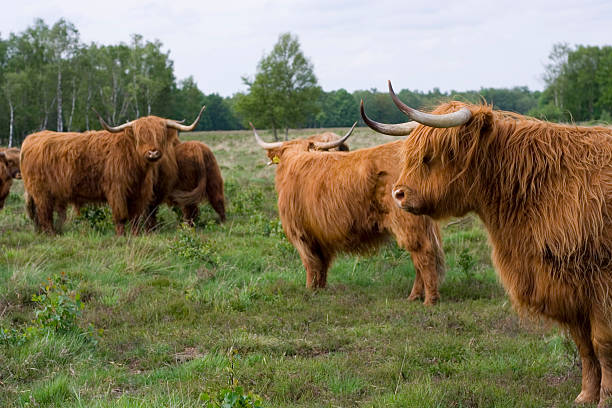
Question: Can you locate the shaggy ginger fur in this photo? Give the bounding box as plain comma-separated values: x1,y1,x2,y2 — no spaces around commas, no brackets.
167,141,226,224
260,136,445,305
21,116,175,235
0,147,20,209
389,101,612,406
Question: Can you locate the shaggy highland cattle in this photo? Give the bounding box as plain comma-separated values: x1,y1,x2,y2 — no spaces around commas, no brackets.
252,123,445,305
361,81,612,406
20,107,205,235
167,140,226,225
304,131,350,151
0,147,21,210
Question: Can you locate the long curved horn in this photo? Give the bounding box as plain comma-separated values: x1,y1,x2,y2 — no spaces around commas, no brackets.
388,81,472,128
360,100,419,136
166,106,206,131
93,109,134,133
250,123,283,149
313,122,357,150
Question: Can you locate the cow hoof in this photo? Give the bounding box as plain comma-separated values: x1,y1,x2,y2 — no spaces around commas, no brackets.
407,294,422,302
574,390,599,404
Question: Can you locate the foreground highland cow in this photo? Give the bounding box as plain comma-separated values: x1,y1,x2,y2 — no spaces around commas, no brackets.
167,140,226,224
0,147,21,209
253,123,445,304
20,108,204,235
362,81,612,406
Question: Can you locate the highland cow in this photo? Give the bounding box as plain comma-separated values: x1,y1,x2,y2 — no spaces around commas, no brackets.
0,147,21,210
362,80,612,406
20,108,204,235
167,140,226,225
253,123,445,305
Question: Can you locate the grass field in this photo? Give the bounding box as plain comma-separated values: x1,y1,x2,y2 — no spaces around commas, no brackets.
0,128,585,407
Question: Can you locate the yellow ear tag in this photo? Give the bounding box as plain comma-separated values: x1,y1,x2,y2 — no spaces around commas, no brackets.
272,156,280,164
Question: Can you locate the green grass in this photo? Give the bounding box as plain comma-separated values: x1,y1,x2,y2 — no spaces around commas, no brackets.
0,128,584,407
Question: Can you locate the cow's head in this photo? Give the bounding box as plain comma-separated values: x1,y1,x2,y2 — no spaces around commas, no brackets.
94,107,205,163
251,122,356,164
361,81,494,219
0,148,21,179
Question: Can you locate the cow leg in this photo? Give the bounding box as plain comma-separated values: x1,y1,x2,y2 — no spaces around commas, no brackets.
591,315,612,407
208,195,226,222
35,196,56,235
407,272,424,302
294,239,331,289
55,203,67,233
181,204,199,226
144,203,159,232
392,222,440,305
107,191,129,236
569,323,601,404
410,248,439,305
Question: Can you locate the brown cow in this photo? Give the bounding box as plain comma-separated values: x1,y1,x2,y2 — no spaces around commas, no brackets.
166,140,226,225
20,108,205,235
0,147,21,209
252,123,445,305
361,81,612,406
304,131,349,151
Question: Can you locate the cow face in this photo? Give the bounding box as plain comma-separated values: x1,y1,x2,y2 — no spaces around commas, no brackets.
0,148,21,179
361,89,493,220
128,118,168,163
391,108,493,219
94,107,205,165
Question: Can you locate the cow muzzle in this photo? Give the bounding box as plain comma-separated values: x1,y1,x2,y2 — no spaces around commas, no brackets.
146,150,162,162
392,185,427,215
13,171,21,179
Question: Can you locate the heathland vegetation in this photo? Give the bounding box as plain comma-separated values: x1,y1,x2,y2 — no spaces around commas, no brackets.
0,129,583,407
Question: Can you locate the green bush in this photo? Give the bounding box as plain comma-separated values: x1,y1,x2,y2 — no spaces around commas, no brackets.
75,205,113,232
32,273,85,333
170,225,220,267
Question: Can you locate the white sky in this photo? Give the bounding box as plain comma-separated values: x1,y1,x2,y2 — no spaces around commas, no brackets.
4,0,612,96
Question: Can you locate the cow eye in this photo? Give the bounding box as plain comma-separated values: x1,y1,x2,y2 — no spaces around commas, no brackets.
422,155,432,165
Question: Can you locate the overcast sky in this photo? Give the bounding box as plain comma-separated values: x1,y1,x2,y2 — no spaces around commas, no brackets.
4,0,612,96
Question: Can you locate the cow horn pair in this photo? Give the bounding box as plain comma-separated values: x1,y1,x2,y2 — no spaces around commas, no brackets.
93,106,206,133
360,81,473,136
251,122,357,150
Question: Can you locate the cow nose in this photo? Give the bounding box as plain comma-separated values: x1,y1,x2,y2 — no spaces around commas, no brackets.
392,187,407,208
147,150,162,161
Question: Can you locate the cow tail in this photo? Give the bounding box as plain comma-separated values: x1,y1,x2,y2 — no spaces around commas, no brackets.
25,192,39,231
169,147,212,207
429,220,446,284
202,149,225,222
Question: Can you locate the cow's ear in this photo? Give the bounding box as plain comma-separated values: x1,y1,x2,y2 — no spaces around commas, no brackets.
476,111,494,139
0,151,6,164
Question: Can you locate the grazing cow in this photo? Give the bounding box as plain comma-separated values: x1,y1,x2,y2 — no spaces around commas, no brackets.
252,123,445,305
20,108,205,235
361,80,612,406
167,140,226,225
0,147,21,210
304,131,350,151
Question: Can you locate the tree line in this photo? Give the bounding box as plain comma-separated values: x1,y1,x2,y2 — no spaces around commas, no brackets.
0,19,609,147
